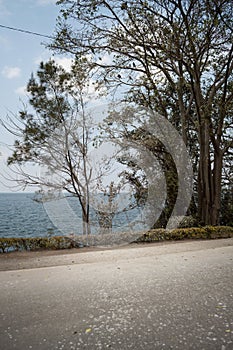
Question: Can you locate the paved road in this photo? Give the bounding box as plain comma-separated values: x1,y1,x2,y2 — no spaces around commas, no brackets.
0,239,233,349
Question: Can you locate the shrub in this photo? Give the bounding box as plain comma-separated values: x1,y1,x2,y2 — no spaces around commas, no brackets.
0,226,233,253
135,226,233,243
178,216,199,228
0,236,81,253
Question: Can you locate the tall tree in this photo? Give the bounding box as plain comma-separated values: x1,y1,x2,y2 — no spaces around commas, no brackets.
3,59,95,235
53,0,233,225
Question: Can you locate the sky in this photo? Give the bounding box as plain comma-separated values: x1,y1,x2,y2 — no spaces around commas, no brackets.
0,0,70,192
0,0,131,194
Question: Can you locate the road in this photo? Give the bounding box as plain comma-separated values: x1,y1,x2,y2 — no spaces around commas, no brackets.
0,239,233,349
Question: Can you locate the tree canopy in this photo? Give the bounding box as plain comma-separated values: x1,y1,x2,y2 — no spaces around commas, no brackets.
52,0,233,225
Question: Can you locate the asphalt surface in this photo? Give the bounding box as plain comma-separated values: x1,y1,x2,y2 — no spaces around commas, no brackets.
0,239,233,349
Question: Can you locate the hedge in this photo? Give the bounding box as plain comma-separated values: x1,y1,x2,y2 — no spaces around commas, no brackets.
135,226,233,243
0,236,80,253
0,226,233,253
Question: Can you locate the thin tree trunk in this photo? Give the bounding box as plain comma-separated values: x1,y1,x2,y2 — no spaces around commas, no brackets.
211,150,223,225
198,119,212,225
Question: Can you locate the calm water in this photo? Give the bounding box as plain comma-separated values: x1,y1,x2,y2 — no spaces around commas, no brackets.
0,193,61,238
0,193,144,238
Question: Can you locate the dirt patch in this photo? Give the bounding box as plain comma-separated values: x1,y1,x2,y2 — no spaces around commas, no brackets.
1,238,233,272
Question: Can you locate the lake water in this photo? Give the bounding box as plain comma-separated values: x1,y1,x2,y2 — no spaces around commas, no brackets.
0,193,60,238
0,192,145,238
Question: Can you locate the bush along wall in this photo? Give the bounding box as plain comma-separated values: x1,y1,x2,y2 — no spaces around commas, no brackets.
0,236,80,253
134,226,233,243
0,226,233,253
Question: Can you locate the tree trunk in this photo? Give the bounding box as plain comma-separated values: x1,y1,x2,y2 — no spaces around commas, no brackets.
198,119,212,225
198,121,224,226
81,194,91,237
211,150,223,225
82,211,91,239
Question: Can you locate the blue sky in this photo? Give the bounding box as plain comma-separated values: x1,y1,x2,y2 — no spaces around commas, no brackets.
0,0,121,193
0,0,63,191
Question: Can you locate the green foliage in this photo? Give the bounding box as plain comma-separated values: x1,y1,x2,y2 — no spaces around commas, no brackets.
135,226,233,243
7,61,73,165
178,216,199,228
0,236,80,253
221,188,233,226
0,226,232,252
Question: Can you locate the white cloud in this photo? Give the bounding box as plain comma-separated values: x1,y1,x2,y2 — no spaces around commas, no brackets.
96,54,113,66
34,55,73,72
2,66,21,79
34,52,51,65
53,57,73,71
15,85,27,96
